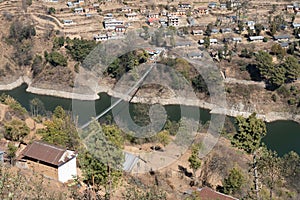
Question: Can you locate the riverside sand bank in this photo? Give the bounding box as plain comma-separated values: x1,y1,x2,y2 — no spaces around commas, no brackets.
1,76,300,123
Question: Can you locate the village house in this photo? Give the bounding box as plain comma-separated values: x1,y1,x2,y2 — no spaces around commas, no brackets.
104,13,113,20
115,25,126,33
125,12,137,20
63,19,74,25
287,5,294,13
148,18,160,26
178,2,191,10
280,42,289,48
187,52,203,59
208,2,217,9
232,37,242,43
168,16,179,26
17,141,77,183
184,187,239,200
292,22,300,28
199,38,218,45
221,28,232,33
86,3,99,12
67,2,73,7
220,3,227,9
103,19,124,30
196,7,209,15
192,28,204,35
176,8,187,16
159,18,168,27
94,34,111,42
249,35,264,42
175,40,193,48
74,7,84,14
246,21,255,30
273,34,290,42
44,0,58,2
226,0,241,8
121,6,132,13
211,28,219,34
147,13,160,18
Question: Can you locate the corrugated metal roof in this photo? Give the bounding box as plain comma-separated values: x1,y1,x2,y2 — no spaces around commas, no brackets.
196,187,239,200
20,141,75,166
123,152,139,172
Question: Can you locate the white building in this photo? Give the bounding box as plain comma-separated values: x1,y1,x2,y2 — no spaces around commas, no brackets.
125,12,137,20
103,19,124,30
168,16,179,26
17,141,77,183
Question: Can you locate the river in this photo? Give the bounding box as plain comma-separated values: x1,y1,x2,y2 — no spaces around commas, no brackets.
1,84,299,156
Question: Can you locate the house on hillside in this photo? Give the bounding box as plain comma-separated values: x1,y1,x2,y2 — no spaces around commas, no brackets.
17,141,77,183
184,187,239,200
273,34,290,42
178,2,191,10
249,36,264,42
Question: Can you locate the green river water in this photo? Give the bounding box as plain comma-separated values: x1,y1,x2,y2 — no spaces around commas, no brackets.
1,84,299,156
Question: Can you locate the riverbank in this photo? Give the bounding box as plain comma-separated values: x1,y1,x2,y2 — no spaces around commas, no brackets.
1,75,300,124
0,76,100,101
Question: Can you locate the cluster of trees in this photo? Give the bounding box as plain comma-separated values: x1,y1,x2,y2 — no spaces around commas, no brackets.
65,38,97,63
79,120,124,199
38,106,80,149
3,119,30,142
255,51,300,89
44,51,68,67
269,15,286,36
8,20,36,67
105,50,149,80
230,113,300,199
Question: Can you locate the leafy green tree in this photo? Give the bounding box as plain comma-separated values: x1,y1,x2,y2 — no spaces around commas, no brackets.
203,36,210,48
205,23,213,36
66,38,97,62
188,143,202,179
268,65,286,89
192,74,209,94
283,56,300,83
254,23,264,36
257,147,282,200
31,55,43,77
223,167,244,195
231,113,266,199
30,98,45,117
38,106,80,149
255,51,274,79
45,51,68,67
80,120,124,199
48,7,56,14
156,130,170,147
9,20,36,42
53,37,65,49
7,143,17,165
4,119,30,142
270,43,286,58
282,151,300,192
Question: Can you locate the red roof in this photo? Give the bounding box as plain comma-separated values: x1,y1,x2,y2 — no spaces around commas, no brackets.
196,187,239,200
148,18,159,23
20,141,76,166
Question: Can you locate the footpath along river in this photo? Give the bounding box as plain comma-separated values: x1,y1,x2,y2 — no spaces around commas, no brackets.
0,83,299,156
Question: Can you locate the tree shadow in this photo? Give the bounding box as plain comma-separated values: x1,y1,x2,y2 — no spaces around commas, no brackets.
246,64,263,82
178,165,193,178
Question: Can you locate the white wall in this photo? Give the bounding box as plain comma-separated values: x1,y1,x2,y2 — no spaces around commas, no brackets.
57,157,77,183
